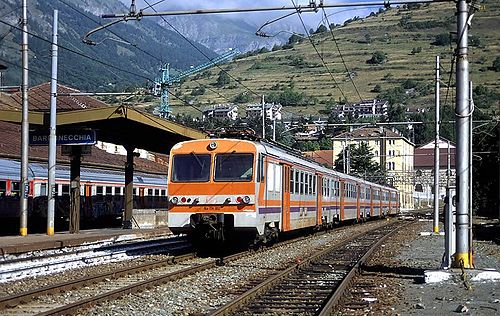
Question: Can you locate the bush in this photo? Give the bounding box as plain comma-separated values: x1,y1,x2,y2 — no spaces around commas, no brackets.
372,84,382,93
492,57,500,71
433,33,451,46
367,51,387,64
215,71,230,87
411,47,422,54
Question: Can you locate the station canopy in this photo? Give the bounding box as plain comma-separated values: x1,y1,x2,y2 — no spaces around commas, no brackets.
0,83,207,154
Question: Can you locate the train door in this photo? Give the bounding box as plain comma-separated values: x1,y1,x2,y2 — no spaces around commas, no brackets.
356,183,361,221
379,189,383,216
281,164,291,232
339,180,345,222
369,186,374,217
389,191,392,214
316,174,323,226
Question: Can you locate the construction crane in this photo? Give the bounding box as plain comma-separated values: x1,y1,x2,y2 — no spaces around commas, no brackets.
153,49,239,118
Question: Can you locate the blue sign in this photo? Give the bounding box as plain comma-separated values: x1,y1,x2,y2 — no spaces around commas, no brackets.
29,130,96,146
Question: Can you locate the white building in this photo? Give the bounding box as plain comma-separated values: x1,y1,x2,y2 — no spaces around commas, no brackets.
202,104,238,121
332,99,388,119
246,103,282,120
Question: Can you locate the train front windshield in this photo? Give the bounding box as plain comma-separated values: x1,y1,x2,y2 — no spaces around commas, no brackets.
215,153,253,182
171,153,211,182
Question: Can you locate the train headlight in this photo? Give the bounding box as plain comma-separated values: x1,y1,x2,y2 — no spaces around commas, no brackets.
170,197,179,204
208,141,218,150
243,196,251,204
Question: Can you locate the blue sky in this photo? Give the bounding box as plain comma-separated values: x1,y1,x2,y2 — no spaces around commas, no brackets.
120,0,382,29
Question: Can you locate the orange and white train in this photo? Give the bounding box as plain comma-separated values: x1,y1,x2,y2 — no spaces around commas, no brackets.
167,138,399,243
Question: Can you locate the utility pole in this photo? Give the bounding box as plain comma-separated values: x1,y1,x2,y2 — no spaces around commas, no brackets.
47,10,58,236
453,0,472,269
433,55,440,233
19,0,29,236
262,95,265,139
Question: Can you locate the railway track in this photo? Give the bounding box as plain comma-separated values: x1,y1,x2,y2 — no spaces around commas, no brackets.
0,236,191,283
209,220,409,315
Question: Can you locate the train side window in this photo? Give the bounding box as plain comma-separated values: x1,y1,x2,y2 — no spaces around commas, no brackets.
274,165,281,192
40,183,47,196
300,172,304,195
295,170,300,194
266,163,275,192
154,189,160,196
96,186,104,195
290,169,294,194
11,181,20,196
61,184,70,196
304,173,309,196
161,189,166,196
148,188,154,196
312,175,315,195
258,154,265,182
105,187,113,195
0,181,6,196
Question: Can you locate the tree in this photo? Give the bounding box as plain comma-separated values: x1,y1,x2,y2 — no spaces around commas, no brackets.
492,56,500,72
315,24,328,34
215,71,230,87
367,51,387,64
433,33,451,46
372,84,382,93
334,142,387,184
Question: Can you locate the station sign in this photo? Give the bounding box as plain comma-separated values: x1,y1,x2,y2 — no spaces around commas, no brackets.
29,130,96,146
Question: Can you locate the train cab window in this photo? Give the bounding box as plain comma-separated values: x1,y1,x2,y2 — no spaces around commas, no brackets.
11,181,20,196
96,186,104,195
172,153,211,182
61,184,70,196
215,153,253,182
105,187,113,195
0,181,6,196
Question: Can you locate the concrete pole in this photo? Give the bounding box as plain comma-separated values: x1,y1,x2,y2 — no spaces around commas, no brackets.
433,55,440,233
468,80,474,267
453,0,471,269
447,139,451,188
272,117,276,141
69,147,81,233
19,0,29,236
261,95,265,139
47,10,58,236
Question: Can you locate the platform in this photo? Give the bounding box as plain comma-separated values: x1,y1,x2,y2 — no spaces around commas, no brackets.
0,227,172,256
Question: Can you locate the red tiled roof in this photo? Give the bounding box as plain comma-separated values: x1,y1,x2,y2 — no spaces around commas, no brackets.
334,127,402,139
414,148,456,168
304,150,335,168
7,83,109,112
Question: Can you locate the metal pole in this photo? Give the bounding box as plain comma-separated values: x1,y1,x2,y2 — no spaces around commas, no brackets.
47,10,58,236
447,139,451,187
261,95,265,139
272,117,276,141
19,0,29,236
468,80,474,267
433,55,440,233
453,0,471,268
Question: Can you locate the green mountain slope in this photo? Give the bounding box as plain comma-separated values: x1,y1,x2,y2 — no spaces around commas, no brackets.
169,1,499,117
0,0,216,91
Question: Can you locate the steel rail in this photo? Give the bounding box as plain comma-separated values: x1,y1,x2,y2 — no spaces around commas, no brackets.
209,220,410,315
0,252,195,310
317,221,412,314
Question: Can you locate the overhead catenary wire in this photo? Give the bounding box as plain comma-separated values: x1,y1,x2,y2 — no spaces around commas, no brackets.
141,0,263,100
321,7,363,103
289,0,349,104
56,0,233,109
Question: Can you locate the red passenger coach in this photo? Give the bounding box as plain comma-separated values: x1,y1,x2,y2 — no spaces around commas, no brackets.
167,138,400,244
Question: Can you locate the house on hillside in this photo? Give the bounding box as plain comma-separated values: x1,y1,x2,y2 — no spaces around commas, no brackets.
202,104,238,121
413,138,456,208
331,99,388,120
246,103,282,120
